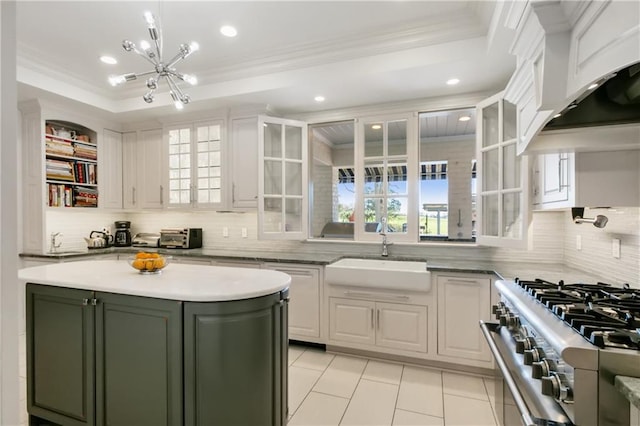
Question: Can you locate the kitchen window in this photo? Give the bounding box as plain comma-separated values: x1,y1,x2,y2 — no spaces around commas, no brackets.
309,108,478,243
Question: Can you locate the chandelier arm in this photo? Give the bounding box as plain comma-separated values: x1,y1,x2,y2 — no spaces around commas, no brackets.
166,74,186,100
133,70,159,79
131,47,159,67
165,51,187,69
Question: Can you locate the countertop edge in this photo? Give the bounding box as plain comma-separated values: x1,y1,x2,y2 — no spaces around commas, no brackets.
615,376,640,411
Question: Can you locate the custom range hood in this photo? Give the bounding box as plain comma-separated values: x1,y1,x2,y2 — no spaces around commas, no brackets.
543,62,640,131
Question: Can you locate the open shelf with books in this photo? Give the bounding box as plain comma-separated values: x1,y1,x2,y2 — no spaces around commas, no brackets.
45,120,98,208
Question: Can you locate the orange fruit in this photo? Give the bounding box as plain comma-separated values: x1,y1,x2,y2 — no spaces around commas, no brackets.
153,258,165,269
148,252,159,259
132,259,145,270
135,252,148,259
145,260,155,271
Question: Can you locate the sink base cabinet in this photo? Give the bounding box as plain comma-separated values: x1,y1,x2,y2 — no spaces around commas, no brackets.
26,283,288,426
327,288,432,358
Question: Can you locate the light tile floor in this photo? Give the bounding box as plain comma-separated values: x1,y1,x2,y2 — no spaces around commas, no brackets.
18,335,498,426
288,344,499,426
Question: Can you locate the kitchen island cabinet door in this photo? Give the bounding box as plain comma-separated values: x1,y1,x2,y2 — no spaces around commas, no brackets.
95,293,183,426
183,292,288,426
26,284,95,426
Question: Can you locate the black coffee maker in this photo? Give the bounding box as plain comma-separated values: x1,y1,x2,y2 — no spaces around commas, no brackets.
114,221,132,247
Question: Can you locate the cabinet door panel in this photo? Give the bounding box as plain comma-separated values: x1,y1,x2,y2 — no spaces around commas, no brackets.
542,153,570,204
278,267,320,338
137,128,164,209
100,129,123,209
329,297,375,345
437,276,492,362
26,284,95,426
376,302,427,353
95,293,182,426
184,293,285,425
231,117,258,208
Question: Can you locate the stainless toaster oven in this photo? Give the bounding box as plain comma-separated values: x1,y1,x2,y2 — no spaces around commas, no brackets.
159,228,203,249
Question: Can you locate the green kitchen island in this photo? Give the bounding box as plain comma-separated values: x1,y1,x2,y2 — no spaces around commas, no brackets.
19,260,291,426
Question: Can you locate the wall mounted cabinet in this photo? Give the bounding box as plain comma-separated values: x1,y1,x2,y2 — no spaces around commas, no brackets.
122,128,165,210
533,149,640,209
230,116,259,209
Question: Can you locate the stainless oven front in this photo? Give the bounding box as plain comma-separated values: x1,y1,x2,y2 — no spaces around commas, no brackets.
480,321,574,426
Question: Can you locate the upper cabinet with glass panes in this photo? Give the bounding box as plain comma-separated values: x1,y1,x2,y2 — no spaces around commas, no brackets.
308,108,477,243
166,120,224,209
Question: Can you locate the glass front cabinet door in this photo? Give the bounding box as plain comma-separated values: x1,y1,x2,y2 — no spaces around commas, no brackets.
258,116,308,240
476,93,530,249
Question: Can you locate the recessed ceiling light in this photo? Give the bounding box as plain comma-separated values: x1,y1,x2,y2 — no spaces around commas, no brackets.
220,25,237,37
371,124,382,130
458,115,471,122
446,78,460,86
100,56,117,65
553,113,562,118
587,83,599,90
314,95,325,102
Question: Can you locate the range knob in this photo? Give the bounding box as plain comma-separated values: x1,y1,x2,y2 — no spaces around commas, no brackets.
541,372,573,402
531,359,557,379
495,307,508,321
514,337,536,354
507,315,521,330
523,347,545,365
492,302,505,314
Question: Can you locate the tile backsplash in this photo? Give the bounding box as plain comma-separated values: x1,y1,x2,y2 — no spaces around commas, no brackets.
44,207,639,287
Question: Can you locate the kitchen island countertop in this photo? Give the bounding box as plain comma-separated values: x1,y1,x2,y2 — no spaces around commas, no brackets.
18,259,291,302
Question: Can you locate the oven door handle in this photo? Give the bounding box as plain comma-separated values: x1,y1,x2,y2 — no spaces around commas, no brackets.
480,321,536,426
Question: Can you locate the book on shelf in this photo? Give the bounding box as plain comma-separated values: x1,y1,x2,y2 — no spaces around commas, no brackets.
73,186,98,207
47,184,72,207
45,137,74,157
46,158,74,181
73,143,97,160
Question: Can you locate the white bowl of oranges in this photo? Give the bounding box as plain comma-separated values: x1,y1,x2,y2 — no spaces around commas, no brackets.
128,252,171,274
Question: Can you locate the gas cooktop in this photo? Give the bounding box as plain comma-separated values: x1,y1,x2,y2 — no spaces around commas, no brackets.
514,278,640,350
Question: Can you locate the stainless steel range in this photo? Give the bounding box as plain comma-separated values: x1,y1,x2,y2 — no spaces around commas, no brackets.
480,278,640,426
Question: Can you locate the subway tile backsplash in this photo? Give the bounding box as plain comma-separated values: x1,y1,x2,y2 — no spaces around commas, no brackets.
44,207,639,288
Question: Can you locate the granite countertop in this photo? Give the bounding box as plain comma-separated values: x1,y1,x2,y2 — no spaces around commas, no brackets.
20,248,608,284
18,260,291,302
615,376,640,411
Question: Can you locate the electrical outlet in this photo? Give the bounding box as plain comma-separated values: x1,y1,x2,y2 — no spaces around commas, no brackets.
222,227,229,238
612,238,621,259
241,228,248,238
576,235,582,251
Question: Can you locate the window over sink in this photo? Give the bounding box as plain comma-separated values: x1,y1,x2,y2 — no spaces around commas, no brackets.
309,107,477,243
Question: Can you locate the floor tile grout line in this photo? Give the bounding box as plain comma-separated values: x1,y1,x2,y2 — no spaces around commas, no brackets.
289,349,331,421
389,364,407,426
337,359,369,426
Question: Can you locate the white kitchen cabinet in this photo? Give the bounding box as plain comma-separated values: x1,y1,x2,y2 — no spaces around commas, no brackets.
230,116,259,209
436,274,493,366
265,263,323,342
136,128,165,209
329,295,428,354
166,120,225,209
122,131,137,209
258,115,308,240
533,149,640,209
99,129,123,209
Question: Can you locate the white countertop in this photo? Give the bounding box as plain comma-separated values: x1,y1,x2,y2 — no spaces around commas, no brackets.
18,260,291,302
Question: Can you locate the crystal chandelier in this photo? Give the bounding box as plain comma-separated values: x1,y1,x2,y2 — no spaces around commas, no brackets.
108,11,199,110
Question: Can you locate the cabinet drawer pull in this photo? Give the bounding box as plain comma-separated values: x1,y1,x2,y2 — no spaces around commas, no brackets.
82,298,89,306
160,185,164,204
132,187,136,205
444,279,482,284
91,298,98,306
370,308,374,329
277,269,313,277
344,291,410,301
376,309,380,330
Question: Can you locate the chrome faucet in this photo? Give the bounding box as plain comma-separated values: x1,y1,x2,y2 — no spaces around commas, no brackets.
50,232,62,253
379,217,392,257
